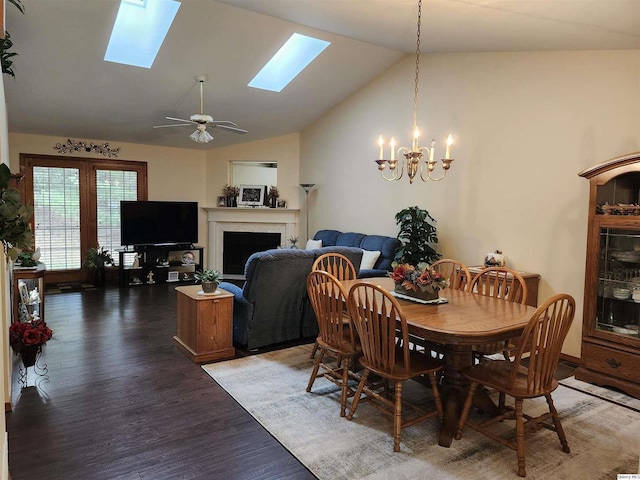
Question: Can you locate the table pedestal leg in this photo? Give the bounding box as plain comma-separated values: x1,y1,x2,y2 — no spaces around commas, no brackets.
437,344,499,446
438,344,471,447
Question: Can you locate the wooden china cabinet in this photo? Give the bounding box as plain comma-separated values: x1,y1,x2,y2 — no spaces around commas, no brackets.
576,152,640,399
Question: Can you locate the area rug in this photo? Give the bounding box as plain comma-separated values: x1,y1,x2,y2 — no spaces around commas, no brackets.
45,282,97,295
202,344,639,480
559,376,640,412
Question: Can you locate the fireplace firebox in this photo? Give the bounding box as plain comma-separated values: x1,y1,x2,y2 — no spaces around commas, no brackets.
223,232,281,275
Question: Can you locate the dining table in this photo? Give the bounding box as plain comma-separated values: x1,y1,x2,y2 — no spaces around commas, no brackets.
342,276,537,447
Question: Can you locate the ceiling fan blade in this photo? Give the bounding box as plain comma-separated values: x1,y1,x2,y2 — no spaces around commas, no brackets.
165,116,195,124
208,120,238,126
216,124,248,135
153,123,192,128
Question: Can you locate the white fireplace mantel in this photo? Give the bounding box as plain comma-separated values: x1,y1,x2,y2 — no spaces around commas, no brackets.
205,207,299,272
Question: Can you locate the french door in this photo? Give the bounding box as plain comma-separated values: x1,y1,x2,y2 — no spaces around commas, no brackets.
19,154,147,284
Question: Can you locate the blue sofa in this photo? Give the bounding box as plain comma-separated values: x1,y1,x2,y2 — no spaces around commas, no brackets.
219,246,363,350
313,229,401,278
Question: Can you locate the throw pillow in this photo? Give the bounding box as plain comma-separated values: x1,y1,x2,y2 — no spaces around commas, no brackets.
306,239,322,250
360,250,381,270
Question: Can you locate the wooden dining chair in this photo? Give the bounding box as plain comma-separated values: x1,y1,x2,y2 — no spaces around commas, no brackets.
306,270,362,417
469,266,528,361
454,293,576,477
432,258,472,292
312,252,358,281
309,253,358,359
346,282,444,452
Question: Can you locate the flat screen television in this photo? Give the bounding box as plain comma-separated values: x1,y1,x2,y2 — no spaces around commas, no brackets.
120,201,198,247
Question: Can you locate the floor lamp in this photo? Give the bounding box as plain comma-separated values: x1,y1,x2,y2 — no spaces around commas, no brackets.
300,183,315,241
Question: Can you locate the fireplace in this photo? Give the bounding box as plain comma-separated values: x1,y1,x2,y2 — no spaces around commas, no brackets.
206,207,299,278
223,232,281,274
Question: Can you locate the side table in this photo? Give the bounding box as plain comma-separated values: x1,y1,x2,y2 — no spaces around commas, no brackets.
174,285,235,363
467,266,540,307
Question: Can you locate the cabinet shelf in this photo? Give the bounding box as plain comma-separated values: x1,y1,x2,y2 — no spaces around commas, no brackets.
12,264,46,325
118,246,204,289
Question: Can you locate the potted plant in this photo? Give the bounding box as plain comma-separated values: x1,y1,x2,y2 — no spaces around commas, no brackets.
9,318,53,368
194,268,222,293
267,185,279,208
394,206,441,266
83,245,114,286
0,164,33,261
222,184,239,207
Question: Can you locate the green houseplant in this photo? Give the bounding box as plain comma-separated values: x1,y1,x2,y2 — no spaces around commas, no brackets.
394,206,441,266
0,164,33,261
1,0,25,78
83,245,114,286
194,269,222,293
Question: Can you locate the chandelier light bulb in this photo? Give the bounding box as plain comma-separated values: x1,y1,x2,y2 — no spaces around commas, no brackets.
190,127,213,144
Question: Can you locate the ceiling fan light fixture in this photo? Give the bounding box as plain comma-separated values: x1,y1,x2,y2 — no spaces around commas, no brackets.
190,125,213,144
190,113,213,124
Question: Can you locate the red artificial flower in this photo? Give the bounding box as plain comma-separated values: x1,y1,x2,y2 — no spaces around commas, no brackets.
8,319,53,352
391,265,408,283
22,328,42,345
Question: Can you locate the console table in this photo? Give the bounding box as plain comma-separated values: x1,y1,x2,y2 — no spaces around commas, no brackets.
173,285,235,363
467,266,540,307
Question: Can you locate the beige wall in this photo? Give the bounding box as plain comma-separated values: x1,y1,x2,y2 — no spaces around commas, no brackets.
0,69,10,480
8,133,211,265
205,132,300,210
300,50,640,358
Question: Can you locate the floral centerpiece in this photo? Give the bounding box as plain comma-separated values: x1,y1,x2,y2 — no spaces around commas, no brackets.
9,319,53,367
390,262,449,301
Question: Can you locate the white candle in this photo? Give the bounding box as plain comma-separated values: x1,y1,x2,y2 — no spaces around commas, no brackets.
445,134,453,159
390,137,396,161
413,128,420,152
378,135,384,159
429,139,435,162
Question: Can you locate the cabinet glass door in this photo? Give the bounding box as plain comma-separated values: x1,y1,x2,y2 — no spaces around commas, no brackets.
597,228,640,337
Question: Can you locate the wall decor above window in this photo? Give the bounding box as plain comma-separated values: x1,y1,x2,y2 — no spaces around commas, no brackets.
53,139,120,158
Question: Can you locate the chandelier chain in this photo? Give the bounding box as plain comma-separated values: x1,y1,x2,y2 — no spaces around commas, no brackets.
413,0,422,130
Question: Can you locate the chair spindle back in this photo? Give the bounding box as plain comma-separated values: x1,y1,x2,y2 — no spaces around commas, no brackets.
347,282,410,374
509,293,576,394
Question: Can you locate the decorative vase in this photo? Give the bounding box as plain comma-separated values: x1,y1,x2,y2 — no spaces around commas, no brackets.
270,197,277,208
201,281,219,293
226,196,237,207
95,267,106,287
21,344,41,368
394,284,439,301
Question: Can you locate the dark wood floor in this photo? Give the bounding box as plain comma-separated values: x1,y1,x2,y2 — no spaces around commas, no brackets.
6,284,316,480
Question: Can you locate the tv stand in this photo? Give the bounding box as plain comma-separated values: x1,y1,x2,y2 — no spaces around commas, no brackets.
118,245,204,288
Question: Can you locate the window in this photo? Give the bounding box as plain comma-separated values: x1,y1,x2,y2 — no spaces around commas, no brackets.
20,154,147,283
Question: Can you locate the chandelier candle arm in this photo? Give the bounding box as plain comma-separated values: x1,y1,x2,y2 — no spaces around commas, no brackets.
373,0,458,184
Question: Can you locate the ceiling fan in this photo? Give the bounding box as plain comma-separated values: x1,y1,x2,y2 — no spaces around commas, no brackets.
153,75,247,143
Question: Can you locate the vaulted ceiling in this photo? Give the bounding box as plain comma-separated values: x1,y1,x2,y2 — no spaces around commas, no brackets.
4,0,639,150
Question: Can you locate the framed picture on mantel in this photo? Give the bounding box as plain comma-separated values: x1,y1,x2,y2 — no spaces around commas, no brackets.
238,184,266,207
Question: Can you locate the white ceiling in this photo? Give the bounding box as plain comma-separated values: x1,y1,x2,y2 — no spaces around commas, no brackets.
4,0,640,151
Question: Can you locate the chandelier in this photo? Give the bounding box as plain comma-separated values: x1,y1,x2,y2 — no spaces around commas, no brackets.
375,0,455,184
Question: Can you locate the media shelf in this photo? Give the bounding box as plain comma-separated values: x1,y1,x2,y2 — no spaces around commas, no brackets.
118,245,204,289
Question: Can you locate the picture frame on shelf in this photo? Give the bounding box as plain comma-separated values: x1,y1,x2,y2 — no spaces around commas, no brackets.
217,196,226,207
277,199,287,208
238,184,266,207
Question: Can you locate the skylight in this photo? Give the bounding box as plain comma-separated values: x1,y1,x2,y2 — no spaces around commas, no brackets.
248,33,330,93
104,0,181,68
